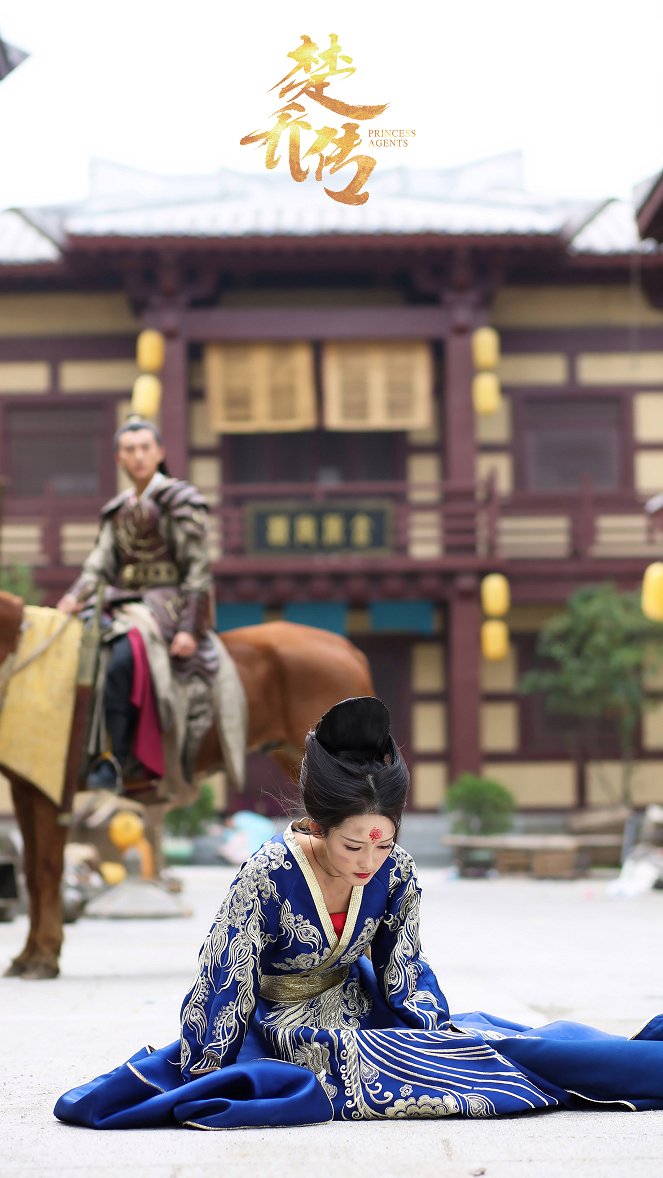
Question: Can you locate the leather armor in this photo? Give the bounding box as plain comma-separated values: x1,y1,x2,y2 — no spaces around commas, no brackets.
69,478,212,641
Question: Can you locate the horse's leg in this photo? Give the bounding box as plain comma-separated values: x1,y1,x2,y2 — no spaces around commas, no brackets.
20,782,67,980
4,777,39,976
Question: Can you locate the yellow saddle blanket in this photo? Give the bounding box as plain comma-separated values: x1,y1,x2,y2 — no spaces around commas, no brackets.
0,606,82,803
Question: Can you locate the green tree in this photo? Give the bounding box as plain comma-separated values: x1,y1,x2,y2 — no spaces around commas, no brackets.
0,563,41,603
445,773,516,835
164,781,216,839
520,583,663,805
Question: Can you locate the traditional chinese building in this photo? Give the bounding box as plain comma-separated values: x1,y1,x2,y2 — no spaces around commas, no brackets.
2,153,663,814
638,170,663,248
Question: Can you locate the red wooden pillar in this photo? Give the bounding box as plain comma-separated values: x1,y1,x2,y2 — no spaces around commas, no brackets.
447,575,482,780
442,294,480,556
161,331,188,479
144,303,189,480
443,286,482,779
443,299,476,483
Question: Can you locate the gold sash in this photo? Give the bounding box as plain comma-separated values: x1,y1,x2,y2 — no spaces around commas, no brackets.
259,965,349,1004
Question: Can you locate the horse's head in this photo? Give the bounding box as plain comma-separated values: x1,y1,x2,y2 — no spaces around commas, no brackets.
0,590,24,666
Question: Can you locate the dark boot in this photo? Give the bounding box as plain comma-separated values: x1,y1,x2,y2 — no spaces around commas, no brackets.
87,636,138,791
86,753,123,792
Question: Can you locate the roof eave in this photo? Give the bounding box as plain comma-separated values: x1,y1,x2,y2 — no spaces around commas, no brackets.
566,248,663,267
0,260,64,276
63,230,566,253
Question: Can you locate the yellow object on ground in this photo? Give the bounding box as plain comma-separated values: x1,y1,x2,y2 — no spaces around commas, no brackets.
100,861,127,886
135,835,155,879
108,810,144,850
0,606,82,804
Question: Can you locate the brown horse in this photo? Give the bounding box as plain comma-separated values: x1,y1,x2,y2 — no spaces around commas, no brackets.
0,596,373,980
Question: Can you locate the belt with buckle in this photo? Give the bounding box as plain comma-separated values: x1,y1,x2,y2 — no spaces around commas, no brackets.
121,561,179,588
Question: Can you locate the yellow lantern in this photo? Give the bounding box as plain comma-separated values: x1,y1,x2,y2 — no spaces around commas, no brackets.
472,371,501,416
471,326,500,371
642,561,663,621
481,573,511,618
136,329,166,373
108,810,144,852
131,373,162,420
100,861,127,886
481,619,509,661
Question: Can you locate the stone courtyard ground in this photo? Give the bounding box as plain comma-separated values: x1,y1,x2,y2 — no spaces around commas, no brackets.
1,861,662,1178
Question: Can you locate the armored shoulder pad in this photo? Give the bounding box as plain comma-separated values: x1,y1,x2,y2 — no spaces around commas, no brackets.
100,489,131,518
154,478,209,538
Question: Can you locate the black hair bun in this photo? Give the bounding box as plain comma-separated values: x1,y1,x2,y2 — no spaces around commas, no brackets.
315,696,391,761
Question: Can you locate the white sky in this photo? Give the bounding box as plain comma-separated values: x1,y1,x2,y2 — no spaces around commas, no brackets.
0,0,662,210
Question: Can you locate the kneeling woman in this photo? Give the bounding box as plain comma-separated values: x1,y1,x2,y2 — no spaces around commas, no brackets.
55,697,663,1129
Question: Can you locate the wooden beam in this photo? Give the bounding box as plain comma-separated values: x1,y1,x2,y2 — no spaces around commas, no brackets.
175,306,449,342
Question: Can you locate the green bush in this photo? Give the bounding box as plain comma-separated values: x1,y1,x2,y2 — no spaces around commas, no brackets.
0,563,41,604
164,782,216,839
445,773,516,836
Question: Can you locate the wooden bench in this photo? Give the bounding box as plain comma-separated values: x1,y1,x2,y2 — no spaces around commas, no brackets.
443,833,624,879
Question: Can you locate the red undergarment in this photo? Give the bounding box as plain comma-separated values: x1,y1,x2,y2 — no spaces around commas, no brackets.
329,911,346,937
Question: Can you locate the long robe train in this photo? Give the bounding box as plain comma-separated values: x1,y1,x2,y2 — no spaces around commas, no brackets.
54,1046,334,1129
55,826,663,1128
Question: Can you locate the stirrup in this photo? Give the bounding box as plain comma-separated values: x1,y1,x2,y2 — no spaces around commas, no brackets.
86,754,123,793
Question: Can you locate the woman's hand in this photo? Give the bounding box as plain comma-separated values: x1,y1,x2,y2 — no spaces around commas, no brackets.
170,631,198,658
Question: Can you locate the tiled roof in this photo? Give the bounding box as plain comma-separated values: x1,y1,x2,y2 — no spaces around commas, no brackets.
61,165,660,254
635,170,663,243
1,155,660,261
0,209,61,264
567,198,655,255
0,35,28,82
65,191,577,240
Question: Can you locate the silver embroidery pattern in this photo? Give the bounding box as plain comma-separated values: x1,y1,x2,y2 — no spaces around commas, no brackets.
272,1027,557,1120
388,844,416,893
278,898,324,953
272,947,334,971
381,871,445,1029
262,975,372,1033
272,898,329,970
338,917,381,965
292,1041,339,1100
385,1093,462,1118
180,841,289,1074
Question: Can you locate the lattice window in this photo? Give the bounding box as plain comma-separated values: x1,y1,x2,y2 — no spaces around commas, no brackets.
204,343,316,433
6,405,105,496
519,398,625,491
323,342,432,431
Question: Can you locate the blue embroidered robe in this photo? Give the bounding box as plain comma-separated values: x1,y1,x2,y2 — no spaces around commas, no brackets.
55,825,663,1129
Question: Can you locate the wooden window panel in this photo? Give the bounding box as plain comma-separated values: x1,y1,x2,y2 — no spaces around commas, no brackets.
518,397,625,491
204,343,316,433
517,635,625,758
6,404,107,497
323,342,432,431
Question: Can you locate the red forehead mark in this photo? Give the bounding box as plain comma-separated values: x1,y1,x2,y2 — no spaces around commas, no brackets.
369,827,383,842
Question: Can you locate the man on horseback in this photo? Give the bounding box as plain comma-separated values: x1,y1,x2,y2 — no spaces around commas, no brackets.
57,416,220,796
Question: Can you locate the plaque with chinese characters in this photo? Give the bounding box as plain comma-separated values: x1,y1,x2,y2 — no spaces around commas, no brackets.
247,502,392,555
